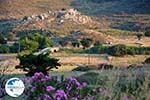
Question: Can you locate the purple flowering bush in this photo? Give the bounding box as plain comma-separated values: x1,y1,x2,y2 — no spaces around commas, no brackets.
24,72,96,100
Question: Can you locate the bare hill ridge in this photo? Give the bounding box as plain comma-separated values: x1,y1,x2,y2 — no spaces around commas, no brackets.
0,0,71,19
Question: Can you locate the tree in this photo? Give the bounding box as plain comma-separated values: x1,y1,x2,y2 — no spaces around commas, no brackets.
72,40,80,47
136,33,143,40
7,33,16,41
109,44,128,56
20,37,39,51
0,45,10,53
0,34,6,44
39,37,52,49
80,38,93,49
145,30,150,37
20,33,52,52
16,52,61,76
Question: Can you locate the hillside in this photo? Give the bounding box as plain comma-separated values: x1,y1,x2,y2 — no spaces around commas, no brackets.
71,0,150,31
0,0,150,43
71,0,150,15
1,0,150,19
0,0,71,19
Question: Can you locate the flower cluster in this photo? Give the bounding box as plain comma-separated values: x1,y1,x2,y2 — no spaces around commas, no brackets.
25,72,94,100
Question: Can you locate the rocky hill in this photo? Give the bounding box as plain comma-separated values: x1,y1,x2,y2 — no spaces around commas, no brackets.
0,0,150,42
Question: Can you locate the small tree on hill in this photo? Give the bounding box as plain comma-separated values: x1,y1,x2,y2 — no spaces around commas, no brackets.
109,44,128,56
16,52,61,76
72,40,80,47
80,38,93,49
136,33,143,40
7,33,16,41
145,30,150,37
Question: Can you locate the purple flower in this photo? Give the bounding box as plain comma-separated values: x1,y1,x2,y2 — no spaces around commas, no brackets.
53,90,68,100
46,86,55,92
31,86,36,92
76,81,82,89
121,96,130,100
83,96,94,100
82,82,87,87
38,96,41,100
44,94,52,100
66,77,82,90
72,97,78,100
32,72,44,79
45,75,52,80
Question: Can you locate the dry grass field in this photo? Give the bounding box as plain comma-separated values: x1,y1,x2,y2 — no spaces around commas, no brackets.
1,53,150,73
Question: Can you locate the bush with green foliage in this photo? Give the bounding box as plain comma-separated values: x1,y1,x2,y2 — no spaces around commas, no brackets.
136,33,143,40
89,45,150,56
9,43,19,53
71,40,80,47
0,45,10,53
0,34,6,44
80,38,93,49
126,47,136,55
16,52,61,76
109,44,129,56
145,30,150,37
7,33,16,41
20,33,52,52
72,65,96,71
89,46,109,54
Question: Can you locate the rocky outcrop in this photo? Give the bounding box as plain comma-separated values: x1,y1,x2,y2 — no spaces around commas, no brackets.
23,8,93,24
56,8,92,24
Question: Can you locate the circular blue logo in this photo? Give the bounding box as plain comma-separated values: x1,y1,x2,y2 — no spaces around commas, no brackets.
5,78,25,97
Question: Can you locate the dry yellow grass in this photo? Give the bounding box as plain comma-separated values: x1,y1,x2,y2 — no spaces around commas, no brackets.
113,36,150,47
1,53,150,74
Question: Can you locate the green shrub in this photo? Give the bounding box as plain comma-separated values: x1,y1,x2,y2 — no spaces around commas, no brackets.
72,65,96,71
136,33,143,40
71,40,80,47
145,30,150,37
16,52,61,76
80,38,93,49
7,33,16,41
89,45,150,56
9,43,19,53
89,46,109,54
0,45,10,53
20,33,52,52
109,44,128,56
127,47,136,55
97,64,114,70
